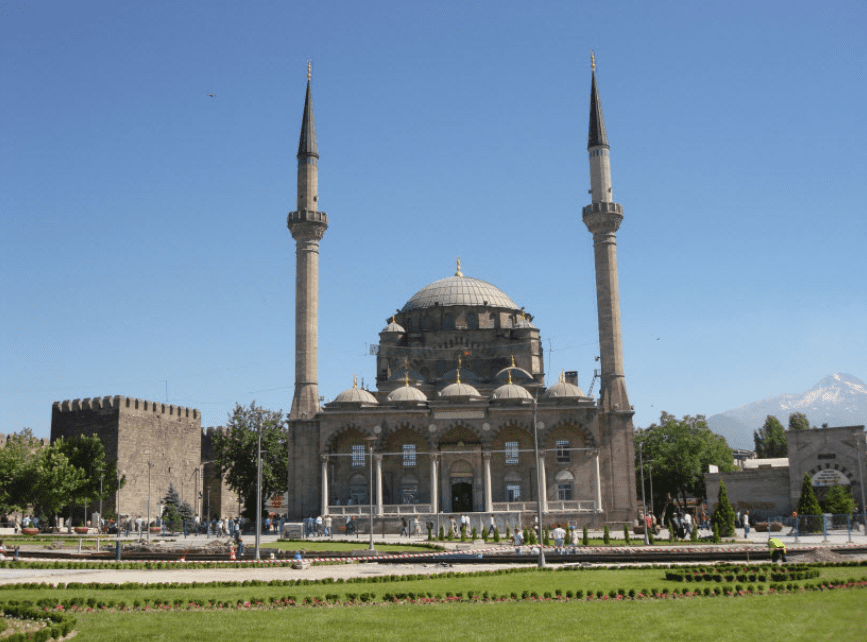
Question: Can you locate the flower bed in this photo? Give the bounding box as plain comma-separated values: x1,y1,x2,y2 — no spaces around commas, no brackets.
74,527,90,534
21,528,39,536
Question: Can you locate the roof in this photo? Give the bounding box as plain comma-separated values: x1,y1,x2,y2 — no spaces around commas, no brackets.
491,382,532,401
543,379,586,399
743,458,789,469
588,71,609,149
297,80,318,158
401,275,520,313
387,385,427,403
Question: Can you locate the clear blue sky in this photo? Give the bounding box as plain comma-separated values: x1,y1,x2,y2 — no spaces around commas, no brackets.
2,1,865,447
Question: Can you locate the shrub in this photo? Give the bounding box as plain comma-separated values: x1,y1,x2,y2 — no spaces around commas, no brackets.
447,528,454,541
582,525,589,546
711,480,736,537
472,527,478,540
713,523,721,543
624,524,631,544
482,528,488,542
691,523,698,542
460,525,466,542
668,522,675,543
438,525,445,541
603,525,610,545
543,529,550,546
493,527,500,543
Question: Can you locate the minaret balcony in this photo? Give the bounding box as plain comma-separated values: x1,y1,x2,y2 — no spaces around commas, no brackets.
288,210,329,226
582,202,622,217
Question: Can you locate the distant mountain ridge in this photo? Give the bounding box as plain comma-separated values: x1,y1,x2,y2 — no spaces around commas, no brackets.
707,373,867,449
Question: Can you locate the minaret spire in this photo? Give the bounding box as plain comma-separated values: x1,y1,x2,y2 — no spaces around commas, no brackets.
288,64,329,420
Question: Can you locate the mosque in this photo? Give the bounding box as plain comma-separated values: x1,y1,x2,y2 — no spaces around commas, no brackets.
285,57,639,528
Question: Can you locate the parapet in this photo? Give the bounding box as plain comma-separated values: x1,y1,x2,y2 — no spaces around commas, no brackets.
52,396,200,419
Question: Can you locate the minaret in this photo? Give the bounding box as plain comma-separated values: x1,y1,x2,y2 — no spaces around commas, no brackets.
582,53,630,413
288,62,328,420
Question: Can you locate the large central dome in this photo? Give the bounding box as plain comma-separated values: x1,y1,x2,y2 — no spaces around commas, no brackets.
401,274,520,312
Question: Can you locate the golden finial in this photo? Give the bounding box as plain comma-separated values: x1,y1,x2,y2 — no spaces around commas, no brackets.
458,355,462,369
508,369,513,385
510,355,516,368
307,60,312,81
559,370,565,383
455,257,463,277
404,372,410,387
590,51,596,72
456,369,461,385
391,315,396,325
353,374,358,389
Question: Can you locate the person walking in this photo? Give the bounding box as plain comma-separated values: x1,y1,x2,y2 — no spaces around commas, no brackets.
743,511,750,538
400,517,409,538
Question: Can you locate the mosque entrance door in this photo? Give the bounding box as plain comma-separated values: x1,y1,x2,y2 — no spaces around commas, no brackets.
451,480,473,513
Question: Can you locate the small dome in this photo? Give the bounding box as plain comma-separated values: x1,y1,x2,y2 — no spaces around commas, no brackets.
440,381,482,399
387,385,428,403
440,368,481,385
543,380,586,399
494,366,534,385
491,382,532,401
331,378,378,406
381,316,405,333
388,368,424,383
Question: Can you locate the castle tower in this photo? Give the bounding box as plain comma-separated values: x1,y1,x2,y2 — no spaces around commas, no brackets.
582,54,630,414
288,63,328,420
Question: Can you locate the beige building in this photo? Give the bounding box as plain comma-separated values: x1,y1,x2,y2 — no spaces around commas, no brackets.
705,425,867,520
286,58,639,527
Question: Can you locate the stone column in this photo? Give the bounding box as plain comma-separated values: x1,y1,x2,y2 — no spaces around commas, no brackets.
320,456,329,516
538,455,549,513
595,450,603,512
429,454,439,514
483,451,493,513
375,454,383,516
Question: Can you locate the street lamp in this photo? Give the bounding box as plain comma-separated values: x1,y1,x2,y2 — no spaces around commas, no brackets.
255,423,263,560
147,460,153,541
366,436,377,551
531,395,546,568
638,441,649,546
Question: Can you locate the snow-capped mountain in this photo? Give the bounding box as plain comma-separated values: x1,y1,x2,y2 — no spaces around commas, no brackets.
707,373,867,449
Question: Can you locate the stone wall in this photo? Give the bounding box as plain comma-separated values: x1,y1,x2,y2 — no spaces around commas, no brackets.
51,396,201,523
705,467,792,521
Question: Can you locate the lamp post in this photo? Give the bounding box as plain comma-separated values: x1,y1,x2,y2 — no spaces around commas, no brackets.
255,423,263,561
648,463,655,523
147,460,153,541
638,441,649,546
366,436,377,551
531,396,546,568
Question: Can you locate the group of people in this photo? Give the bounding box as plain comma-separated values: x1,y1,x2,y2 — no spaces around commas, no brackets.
303,515,332,537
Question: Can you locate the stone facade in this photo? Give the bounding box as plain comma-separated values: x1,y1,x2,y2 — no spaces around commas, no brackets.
50,396,236,524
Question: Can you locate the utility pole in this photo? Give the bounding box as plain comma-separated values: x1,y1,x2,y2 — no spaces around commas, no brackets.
532,396,546,567
639,441,649,545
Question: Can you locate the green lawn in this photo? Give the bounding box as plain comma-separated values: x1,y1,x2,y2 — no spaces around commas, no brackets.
47,590,867,641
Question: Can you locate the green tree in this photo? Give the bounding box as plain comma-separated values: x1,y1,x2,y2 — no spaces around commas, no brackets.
161,483,193,531
54,434,123,521
710,480,736,537
213,402,288,520
796,473,822,516
635,413,736,512
0,430,43,514
754,415,787,457
787,412,812,432
29,448,86,524
821,485,855,515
